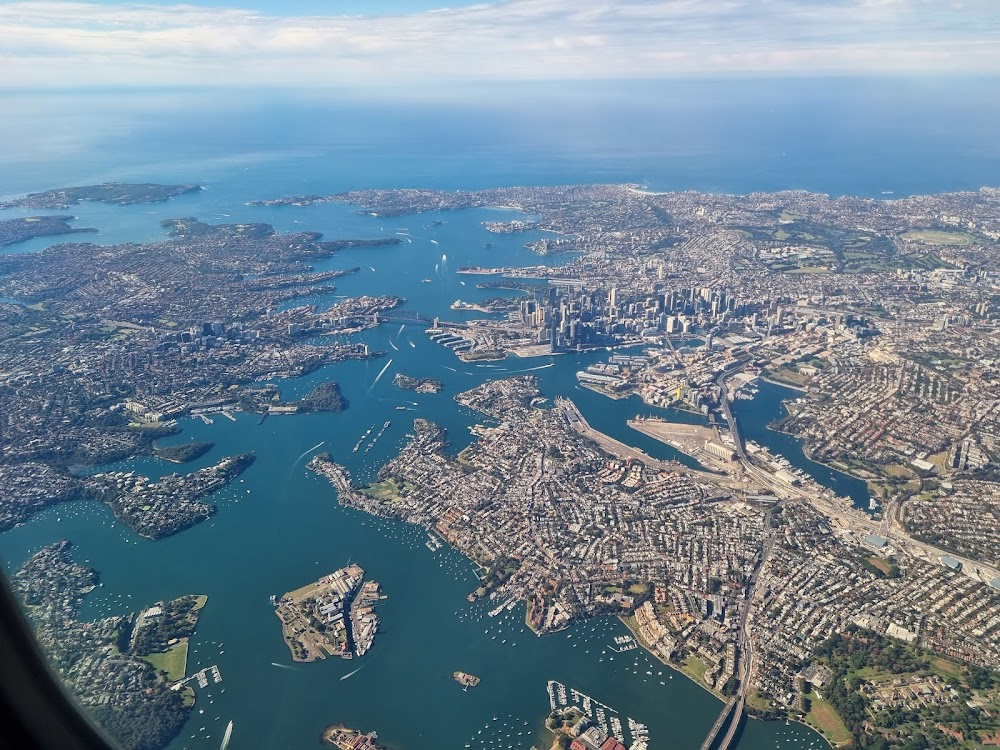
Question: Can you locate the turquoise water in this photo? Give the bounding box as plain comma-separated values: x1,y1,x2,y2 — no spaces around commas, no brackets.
5,78,993,748
0,208,828,750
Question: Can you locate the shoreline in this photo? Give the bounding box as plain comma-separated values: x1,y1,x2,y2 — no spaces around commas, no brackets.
761,375,809,392
764,416,875,505
745,381,873,504
309,405,836,748
617,614,835,748
618,613,725,700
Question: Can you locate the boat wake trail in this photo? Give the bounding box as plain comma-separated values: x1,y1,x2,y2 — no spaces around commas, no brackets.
340,663,368,681
288,442,325,476
367,358,393,395
271,662,297,671
503,363,555,374
389,341,399,351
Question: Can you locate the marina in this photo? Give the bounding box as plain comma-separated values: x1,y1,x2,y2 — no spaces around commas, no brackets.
546,679,649,749
610,635,639,652
364,421,392,454
352,424,375,453
172,665,223,692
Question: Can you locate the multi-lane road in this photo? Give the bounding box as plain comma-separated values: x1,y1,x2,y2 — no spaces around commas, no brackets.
717,373,1000,587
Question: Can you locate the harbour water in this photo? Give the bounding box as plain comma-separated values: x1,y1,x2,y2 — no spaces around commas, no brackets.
0,207,829,750
731,380,872,509
3,79,996,749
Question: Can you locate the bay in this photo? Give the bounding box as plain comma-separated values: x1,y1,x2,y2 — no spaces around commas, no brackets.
0,210,828,750
5,77,994,749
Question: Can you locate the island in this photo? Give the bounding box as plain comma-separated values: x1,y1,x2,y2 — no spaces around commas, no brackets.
453,670,480,688
311,370,1000,749
6,176,1000,749
393,373,443,394
322,724,387,750
12,541,207,750
153,441,215,464
241,381,348,414
0,182,202,209
0,215,98,247
275,564,383,661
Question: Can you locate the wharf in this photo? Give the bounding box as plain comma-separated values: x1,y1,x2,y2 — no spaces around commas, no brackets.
171,664,222,691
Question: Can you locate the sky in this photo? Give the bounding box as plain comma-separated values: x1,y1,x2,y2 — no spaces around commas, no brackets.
1,0,999,88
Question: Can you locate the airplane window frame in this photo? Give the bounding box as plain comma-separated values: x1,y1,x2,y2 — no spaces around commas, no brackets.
0,567,119,750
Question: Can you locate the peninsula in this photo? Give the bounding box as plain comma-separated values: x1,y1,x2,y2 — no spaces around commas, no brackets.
311,372,1000,749
153,441,215,464
294,381,348,412
12,541,207,750
0,182,202,209
0,215,98,247
0,452,253,538
86,453,256,539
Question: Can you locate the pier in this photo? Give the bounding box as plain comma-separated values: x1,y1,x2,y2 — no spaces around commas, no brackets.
546,679,649,747
171,664,222,692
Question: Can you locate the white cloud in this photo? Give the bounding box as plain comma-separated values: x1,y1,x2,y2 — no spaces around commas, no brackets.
0,0,997,87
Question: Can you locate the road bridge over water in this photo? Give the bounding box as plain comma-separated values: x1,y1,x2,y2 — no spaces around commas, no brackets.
377,309,434,326
700,696,741,750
